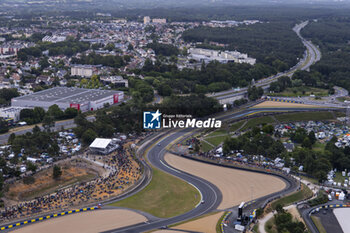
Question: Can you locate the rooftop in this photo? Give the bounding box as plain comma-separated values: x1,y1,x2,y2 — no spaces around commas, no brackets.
90,138,112,149
12,87,122,103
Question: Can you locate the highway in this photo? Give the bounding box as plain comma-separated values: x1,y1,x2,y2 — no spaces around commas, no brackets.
211,21,322,102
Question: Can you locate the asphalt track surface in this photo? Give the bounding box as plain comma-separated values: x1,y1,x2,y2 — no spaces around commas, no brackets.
4,107,343,232
104,107,335,233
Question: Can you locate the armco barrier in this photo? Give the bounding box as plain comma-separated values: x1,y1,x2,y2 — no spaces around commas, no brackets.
0,206,98,231
221,211,232,233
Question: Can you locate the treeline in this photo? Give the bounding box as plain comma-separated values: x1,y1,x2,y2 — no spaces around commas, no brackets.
74,94,222,144
71,53,128,68
182,22,304,69
302,18,350,91
140,59,274,94
8,127,59,158
147,42,179,56
0,88,19,106
223,125,285,159
20,105,79,125
17,40,90,61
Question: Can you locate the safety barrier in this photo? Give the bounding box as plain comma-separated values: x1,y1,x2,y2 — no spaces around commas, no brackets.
310,204,350,214
220,211,232,233
266,97,303,104
0,206,99,231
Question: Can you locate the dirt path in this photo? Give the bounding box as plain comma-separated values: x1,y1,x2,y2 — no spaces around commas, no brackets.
164,153,286,209
11,209,147,233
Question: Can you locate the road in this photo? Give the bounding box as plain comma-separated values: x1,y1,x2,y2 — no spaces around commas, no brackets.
211,21,323,102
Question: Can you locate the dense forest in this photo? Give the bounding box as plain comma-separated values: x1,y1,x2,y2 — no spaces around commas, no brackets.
140,59,276,94
302,18,350,91
182,22,304,69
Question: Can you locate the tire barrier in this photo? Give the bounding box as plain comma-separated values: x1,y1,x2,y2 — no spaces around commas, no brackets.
310,204,350,214
0,206,98,231
220,211,232,233
266,97,303,104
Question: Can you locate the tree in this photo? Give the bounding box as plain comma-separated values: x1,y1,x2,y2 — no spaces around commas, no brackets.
64,108,79,119
42,115,55,130
0,118,9,134
128,44,134,51
26,162,37,173
82,129,97,145
302,137,312,149
53,165,62,180
47,104,64,119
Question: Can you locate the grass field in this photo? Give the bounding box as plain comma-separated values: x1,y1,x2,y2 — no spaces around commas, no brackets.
333,171,349,184
206,129,229,137
268,87,329,97
275,112,334,122
313,142,325,152
205,135,229,147
109,167,200,218
230,121,245,132
201,140,214,152
311,216,327,233
270,183,312,211
265,217,277,233
240,116,275,131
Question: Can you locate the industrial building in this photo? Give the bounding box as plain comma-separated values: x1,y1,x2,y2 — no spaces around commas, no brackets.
11,87,124,112
0,107,26,122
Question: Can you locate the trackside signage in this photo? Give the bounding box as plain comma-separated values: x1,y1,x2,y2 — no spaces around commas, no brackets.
143,110,221,129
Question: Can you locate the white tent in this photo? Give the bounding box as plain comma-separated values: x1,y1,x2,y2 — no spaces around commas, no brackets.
90,138,112,149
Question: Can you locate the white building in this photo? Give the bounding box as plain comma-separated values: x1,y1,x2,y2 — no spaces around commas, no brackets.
0,107,27,122
188,48,256,65
152,18,167,24
89,138,119,155
71,65,101,77
100,76,128,87
42,35,67,43
143,16,151,24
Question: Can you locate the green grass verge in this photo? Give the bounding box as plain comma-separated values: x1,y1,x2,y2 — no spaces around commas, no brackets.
109,167,200,218
241,116,275,131
270,183,312,211
311,216,327,233
206,129,229,137
205,135,229,147
201,140,214,152
313,142,325,152
230,121,245,132
252,223,260,233
275,112,334,122
265,217,277,233
333,171,348,184
216,211,227,233
268,87,329,97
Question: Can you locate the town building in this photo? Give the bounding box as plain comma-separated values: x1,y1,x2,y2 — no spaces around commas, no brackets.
143,16,151,24
11,87,124,112
70,64,101,77
0,107,27,122
152,18,167,24
188,48,256,65
100,76,128,87
42,35,67,43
